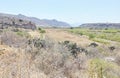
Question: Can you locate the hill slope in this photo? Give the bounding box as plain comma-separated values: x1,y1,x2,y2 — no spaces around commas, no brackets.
80,23,120,29
0,13,71,27
0,14,36,30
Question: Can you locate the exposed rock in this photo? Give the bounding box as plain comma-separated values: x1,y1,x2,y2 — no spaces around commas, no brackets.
0,15,36,30
105,57,115,62
0,13,71,27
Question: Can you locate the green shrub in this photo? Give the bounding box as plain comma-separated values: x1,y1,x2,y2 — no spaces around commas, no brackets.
89,34,95,39
78,32,83,35
40,30,46,33
38,27,42,31
38,28,46,33
16,31,30,38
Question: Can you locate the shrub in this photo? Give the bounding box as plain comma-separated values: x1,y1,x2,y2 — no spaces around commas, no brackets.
70,27,74,29
40,30,46,33
12,28,20,32
19,19,23,22
78,32,83,35
16,30,30,38
24,38,89,78
109,46,115,51
88,58,120,78
89,34,95,39
63,40,70,45
89,42,98,47
115,55,120,65
38,28,46,33
61,41,88,58
38,27,42,31
0,30,28,47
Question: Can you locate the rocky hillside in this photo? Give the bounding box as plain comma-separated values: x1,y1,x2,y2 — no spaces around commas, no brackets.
80,23,120,29
0,13,71,27
0,14,36,30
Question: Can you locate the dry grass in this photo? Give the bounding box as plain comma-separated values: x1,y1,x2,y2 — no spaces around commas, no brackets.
0,28,120,78
45,29,93,47
0,29,89,78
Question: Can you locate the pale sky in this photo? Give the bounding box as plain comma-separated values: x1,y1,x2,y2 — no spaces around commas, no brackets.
0,0,120,25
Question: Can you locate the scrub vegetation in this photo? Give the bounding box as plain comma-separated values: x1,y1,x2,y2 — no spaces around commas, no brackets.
0,28,120,78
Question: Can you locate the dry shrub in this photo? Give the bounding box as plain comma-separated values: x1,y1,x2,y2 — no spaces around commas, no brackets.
0,47,48,78
115,55,120,66
2,29,120,78
0,30,28,47
23,38,89,78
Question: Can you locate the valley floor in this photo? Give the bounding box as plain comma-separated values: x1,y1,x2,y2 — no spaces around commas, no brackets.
45,29,93,47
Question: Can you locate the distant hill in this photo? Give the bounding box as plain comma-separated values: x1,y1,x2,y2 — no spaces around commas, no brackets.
80,23,120,29
0,13,71,27
0,14,36,30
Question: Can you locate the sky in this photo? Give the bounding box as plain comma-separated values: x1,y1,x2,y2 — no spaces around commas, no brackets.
0,0,120,25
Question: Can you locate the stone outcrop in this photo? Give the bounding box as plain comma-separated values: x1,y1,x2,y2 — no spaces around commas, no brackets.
0,16,36,30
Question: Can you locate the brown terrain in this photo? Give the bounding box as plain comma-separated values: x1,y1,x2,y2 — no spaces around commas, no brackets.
45,29,93,46
0,28,120,78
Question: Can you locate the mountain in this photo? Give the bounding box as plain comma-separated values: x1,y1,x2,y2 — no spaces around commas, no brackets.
0,13,36,30
0,13,71,27
80,23,120,29
17,14,71,27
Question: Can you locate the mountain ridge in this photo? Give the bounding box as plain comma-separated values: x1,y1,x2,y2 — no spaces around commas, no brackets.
0,13,71,27
80,23,120,29
0,14,36,30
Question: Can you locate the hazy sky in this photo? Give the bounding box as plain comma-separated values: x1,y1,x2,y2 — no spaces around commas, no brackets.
0,0,120,24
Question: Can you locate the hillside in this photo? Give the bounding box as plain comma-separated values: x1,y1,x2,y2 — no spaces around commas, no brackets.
0,14,36,30
80,23,120,29
0,13,71,27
